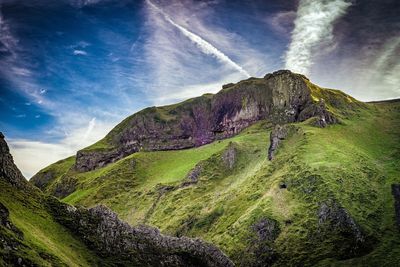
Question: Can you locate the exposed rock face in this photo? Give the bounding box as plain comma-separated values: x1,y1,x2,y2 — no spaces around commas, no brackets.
221,142,237,169
298,99,337,127
47,200,234,267
245,217,280,267
317,200,371,258
52,176,77,198
268,124,297,160
0,132,27,188
392,184,400,229
75,70,337,172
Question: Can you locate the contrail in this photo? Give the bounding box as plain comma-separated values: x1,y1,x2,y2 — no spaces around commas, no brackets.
146,0,250,78
284,0,351,75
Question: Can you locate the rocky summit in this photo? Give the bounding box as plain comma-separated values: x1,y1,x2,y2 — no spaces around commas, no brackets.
5,71,400,266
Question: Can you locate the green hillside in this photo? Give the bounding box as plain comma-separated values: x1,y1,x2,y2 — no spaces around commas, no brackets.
0,180,100,266
0,133,235,266
32,93,400,265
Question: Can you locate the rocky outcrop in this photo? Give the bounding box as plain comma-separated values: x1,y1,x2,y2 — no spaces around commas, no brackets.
268,124,297,160
317,200,372,258
244,217,280,267
52,176,77,198
75,70,338,172
221,142,237,169
0,132,27,189
392,184,400,230
47,199,234,267
298,99,337,127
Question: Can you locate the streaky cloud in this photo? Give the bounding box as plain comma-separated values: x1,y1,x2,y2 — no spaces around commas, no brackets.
146,0,250,78
284,0,351,75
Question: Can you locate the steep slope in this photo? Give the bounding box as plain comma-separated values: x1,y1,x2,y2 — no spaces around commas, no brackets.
0,133,234,266
31,72,400,266
0,133,100,266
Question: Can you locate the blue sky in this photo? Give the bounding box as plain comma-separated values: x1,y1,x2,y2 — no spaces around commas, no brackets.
0,0,399,177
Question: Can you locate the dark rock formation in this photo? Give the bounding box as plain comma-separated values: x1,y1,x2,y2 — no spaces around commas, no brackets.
268,124,297,160
298,99,337,127
317,200,372,258
0,132,27,189
221,142,237,169
245,217,280,267
181,162,203,187
47,199,234,267
52,176,77,198
392,184,400,229
75,70,337,172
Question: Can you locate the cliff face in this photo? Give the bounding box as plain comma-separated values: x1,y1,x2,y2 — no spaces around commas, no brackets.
0,133,233,266
75,70,335,172
0,133,27,189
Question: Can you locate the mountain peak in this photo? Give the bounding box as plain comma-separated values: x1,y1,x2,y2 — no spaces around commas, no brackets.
71,70,354,172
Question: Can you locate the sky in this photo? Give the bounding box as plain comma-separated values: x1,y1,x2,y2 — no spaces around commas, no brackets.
0,0,399,178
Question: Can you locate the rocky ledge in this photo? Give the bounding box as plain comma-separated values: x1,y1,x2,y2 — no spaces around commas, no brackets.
47,199,234,267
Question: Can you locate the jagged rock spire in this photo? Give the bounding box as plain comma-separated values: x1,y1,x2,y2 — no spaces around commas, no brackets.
0,132,27,188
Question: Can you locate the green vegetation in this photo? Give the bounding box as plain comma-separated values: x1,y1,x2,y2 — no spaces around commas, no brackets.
31,97,400,265
30,156,75,193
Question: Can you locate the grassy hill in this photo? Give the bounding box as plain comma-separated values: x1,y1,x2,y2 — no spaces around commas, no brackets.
31,75,400,265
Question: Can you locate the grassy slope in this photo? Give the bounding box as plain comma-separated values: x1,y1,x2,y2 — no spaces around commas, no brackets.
32,97,400,265
0,181,99,266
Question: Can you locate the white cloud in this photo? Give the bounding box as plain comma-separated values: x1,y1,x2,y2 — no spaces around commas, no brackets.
8,117,115,178
146,0,250,78
284,0,351,75
267,11,296,36
73,49,87,56
12,67,31,76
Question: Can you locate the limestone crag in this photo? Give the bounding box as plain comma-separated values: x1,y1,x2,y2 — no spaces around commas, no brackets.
0,133,27,189
268,124,298,160
75,70,336,172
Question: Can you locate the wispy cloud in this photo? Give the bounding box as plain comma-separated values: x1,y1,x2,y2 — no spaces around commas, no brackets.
73,49,87,56
284,0,351,74
0,4,18,58
142,0,272,105
12,67,31,76
0,4,49,107
146,0,250,78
